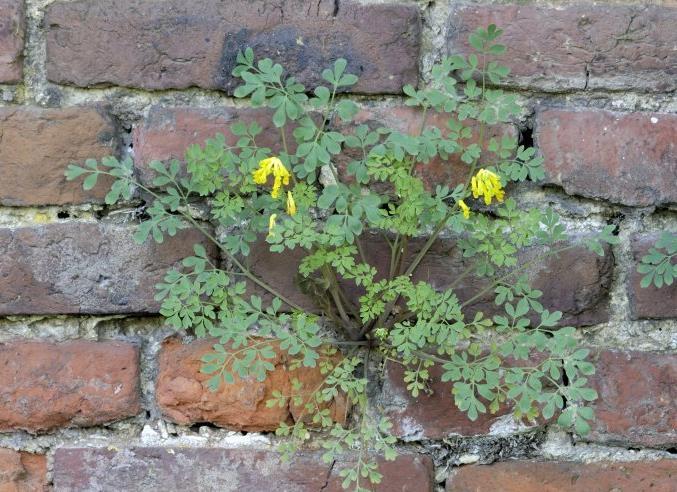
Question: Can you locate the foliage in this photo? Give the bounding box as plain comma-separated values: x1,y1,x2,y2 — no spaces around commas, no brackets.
637,232,676,289
67,25,622,490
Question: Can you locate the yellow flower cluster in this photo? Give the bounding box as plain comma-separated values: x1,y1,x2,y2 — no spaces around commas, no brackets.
471,168,505,205
253,157,291,199
255,157,298,239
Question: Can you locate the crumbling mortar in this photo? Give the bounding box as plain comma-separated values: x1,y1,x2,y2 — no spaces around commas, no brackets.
0,205,101,228
581,209,677,351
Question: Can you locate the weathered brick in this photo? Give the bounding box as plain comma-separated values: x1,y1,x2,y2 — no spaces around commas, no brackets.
628,234,677,319
0,0,24,83
536,109,676,207
380,360,514,439
46,0,420,94
0,341,140,433
0,449,46,492
587,350,676,448
53,447,434,491
156,337,347,431
446,460,677,492
132,106,294,185
0,107,120,206
0,223,215,315
248,236,612,326
447,4,677,92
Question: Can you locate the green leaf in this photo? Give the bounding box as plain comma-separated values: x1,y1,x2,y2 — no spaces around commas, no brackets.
82,173,98,191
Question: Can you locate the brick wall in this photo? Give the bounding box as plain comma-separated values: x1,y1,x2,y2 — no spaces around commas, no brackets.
1,0,675,490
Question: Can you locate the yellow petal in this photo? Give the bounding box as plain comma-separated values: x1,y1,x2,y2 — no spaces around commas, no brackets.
259,157,282,170
458,199,470,219
252,167,268,185
471,175,480,198
286,191,297,216
267,213,277,238
271,174,282,198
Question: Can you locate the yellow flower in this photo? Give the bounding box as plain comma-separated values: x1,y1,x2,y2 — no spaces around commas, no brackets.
458,199,470,219
267,213,277,239
286,191,297,216
253,157,292,198
471,169,505,205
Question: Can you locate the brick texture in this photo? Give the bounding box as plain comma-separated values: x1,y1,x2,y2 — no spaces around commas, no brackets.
46,0,420,94
0,0,24,83
446,460,677,492
53,448,434,491
0,223,215,315
247,236,612,326
0,449,46,492
0,107,121,206
628,234,677,319
156,337,347,431
587,350,676,448
447,4,677,92
0,341,140,433
535,109,676,207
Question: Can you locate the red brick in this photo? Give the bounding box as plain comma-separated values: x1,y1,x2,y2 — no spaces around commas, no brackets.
247,235,612,326
0,0,24,83
46,0,420,94
132,106,294,185
0,449,46,492
536,109,676,207
587,350,676,448
0,223,215,315
446,460,677,492
0,106,120,206
447,4,677,92
0,341,140,433
156,337,347,431
381,359,514,439
628,234,677,319
54,447,433,491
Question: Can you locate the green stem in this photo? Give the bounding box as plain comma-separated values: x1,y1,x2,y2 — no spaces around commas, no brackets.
460,244,577,308
99,171,305,312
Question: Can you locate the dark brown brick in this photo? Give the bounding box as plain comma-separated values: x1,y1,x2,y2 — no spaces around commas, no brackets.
447,4,677,92
536,109,676,207
446,460,677,492
0,107,120,206
628,234,677,319
132,106,293,185
46,0,420,94
0,341,140,433
156,337,347,432
0,0,24,83
247,236,612,326
0,223,215,315
53,448,433,491
587,350,676,448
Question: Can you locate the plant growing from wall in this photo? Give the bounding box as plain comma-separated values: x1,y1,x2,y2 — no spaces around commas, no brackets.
67,25,620,491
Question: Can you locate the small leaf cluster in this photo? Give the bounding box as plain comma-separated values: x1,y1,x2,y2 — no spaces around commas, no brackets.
637,232,676,288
